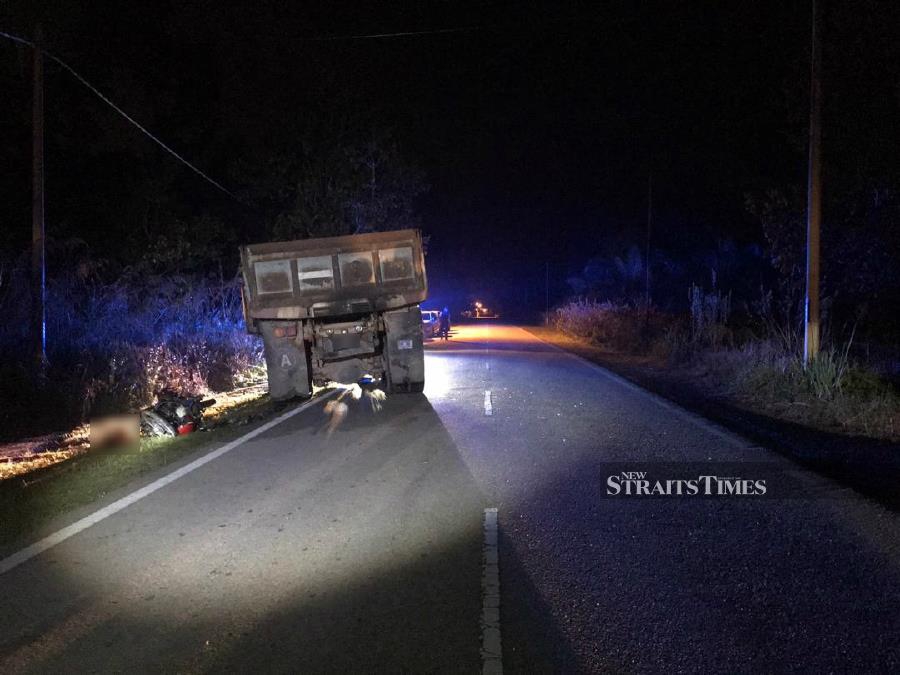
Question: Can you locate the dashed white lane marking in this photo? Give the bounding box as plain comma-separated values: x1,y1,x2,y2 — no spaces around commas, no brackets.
484,390,493,416
0,392,336,577
481,507,503,674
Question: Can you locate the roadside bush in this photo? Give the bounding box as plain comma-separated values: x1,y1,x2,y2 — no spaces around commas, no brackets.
552,299,674,354
551,290,899,440
695,339,898,438
0,260,262,438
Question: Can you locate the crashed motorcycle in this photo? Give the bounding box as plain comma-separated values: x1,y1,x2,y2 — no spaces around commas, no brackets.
140,391,216,437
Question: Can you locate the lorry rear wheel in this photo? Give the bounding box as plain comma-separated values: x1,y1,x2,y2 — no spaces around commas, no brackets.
259,322,312,401
383,306,425,394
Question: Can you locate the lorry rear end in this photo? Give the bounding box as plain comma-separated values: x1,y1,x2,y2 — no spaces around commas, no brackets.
240,229,427,400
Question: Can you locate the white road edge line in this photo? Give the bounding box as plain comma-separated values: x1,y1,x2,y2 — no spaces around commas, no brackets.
0,391,336,577
481,507,503,674
484,390,493,416
531,331,748,449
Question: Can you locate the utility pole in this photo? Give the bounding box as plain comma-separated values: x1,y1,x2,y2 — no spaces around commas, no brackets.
32,24,47,373
804,0,822,364
644,173,652,310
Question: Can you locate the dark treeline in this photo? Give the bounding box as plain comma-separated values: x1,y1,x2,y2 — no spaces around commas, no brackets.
564,1,900,343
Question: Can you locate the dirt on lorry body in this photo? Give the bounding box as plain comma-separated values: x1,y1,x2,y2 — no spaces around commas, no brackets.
240,229,427,399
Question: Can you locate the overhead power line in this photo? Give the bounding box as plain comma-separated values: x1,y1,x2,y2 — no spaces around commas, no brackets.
309,26,481,41
0,29,243,204
0,22,480,201
0,28,31,47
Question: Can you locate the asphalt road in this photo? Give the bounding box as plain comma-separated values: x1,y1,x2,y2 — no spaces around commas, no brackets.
2,324,900,673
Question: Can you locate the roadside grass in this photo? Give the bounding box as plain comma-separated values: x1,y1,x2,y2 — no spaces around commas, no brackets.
0,394,282,554
715,350,898,440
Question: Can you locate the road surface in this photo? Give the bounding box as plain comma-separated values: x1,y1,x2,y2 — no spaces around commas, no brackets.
2,324,899,673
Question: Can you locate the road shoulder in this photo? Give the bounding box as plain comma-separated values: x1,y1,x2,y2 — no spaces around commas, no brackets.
0,395,325,559
525,325,900,512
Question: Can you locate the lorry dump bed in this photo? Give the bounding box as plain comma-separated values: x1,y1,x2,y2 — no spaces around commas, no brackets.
240,229,427,330
239,229,427,398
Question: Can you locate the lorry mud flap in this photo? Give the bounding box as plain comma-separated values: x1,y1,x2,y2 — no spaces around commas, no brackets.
260,322,311,400
383,306,425,393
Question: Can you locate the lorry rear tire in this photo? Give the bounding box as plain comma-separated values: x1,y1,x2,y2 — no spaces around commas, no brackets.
383,306,425,394
259,322,312,401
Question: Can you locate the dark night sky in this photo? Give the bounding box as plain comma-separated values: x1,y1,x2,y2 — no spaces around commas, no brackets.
2,1,899,312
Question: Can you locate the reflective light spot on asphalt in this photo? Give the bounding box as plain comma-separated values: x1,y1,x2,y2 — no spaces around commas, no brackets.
423,354,453,398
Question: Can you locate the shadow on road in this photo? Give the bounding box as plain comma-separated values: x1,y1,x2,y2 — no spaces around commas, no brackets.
0,394,581,673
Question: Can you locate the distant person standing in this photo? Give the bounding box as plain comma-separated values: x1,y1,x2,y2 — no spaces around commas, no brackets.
439,306,451,341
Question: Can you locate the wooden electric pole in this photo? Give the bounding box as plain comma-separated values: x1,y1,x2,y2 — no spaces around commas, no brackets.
803,0,822,364
32,25,47,372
